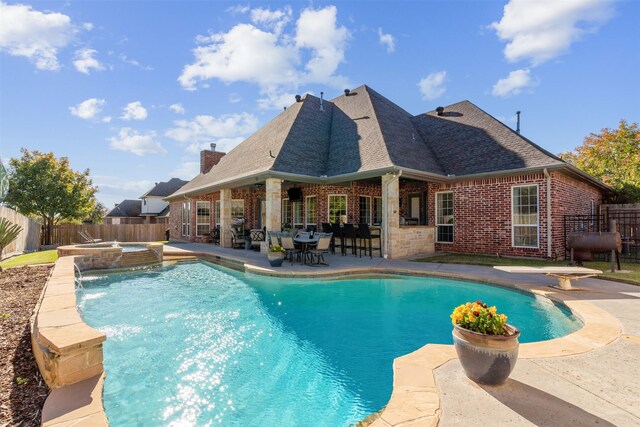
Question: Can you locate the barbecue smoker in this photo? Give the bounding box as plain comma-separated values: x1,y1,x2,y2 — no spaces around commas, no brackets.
568,221,622,272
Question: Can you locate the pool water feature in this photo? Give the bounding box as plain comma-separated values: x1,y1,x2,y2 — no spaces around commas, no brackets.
78,262,582,426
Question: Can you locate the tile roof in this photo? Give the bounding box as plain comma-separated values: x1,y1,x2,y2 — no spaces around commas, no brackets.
141,178,188,198
105,199,141,218
168,85,597,199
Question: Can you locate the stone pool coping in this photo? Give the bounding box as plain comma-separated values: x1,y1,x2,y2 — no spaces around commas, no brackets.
37,250,622,426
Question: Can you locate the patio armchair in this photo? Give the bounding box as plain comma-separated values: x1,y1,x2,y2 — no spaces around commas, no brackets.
210,227,220,245
229,228,246,249
358,223,382,258
280,235,301,263
249,229,265,251
309,234,332,266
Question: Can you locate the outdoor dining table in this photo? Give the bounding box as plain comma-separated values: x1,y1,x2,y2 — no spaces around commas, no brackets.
293,235,319,264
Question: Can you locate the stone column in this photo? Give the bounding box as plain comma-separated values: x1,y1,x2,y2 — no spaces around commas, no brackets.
265,178,282,232
219,188,232,248
382,173,400,258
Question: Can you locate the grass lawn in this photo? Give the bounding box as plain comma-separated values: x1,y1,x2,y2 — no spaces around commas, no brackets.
0,250,58,269
413,253,640,286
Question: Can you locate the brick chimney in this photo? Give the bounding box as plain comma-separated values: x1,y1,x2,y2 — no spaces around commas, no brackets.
200,143,226,174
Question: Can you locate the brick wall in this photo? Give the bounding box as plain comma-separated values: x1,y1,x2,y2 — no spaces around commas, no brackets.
429,171,603,258
169,171,603,258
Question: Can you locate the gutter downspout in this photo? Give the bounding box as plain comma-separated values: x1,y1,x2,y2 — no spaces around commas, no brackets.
543,168,552,258
383,170,402,259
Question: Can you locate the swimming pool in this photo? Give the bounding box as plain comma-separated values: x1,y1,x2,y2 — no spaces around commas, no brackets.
78,261,582,426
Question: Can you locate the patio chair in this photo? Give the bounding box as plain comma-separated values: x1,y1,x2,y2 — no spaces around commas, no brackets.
210,227,220,245
342,223,357,256
229,228,246,249
330,223,343,255
78,230,102,243
249,229,265,251
309,234,332,266
358,223,382,258
321,223,332,233
280,235,301,263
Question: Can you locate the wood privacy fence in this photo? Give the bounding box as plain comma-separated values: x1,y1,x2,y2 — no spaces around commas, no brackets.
0,206,41,258
51,224,168,246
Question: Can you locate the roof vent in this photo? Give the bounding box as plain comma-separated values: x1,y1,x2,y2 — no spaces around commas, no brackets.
295,94,302,102
436,106,444,116
344,89,350,96
320,91,324,111
210,143,216,151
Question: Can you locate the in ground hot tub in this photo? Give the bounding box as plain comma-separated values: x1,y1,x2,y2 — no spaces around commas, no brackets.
57,242,163,270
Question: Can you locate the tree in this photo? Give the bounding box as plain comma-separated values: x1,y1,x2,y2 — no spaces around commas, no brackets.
4,149,98,245
85,202,107,224
560,120,640,202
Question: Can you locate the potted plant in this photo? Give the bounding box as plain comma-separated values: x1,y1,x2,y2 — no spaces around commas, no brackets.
267,244,286,267
450,300,520,385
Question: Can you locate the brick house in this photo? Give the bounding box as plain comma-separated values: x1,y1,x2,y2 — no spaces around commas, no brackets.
165,85,608,259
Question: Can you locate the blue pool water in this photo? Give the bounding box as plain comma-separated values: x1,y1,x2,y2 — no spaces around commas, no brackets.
78,262,581,426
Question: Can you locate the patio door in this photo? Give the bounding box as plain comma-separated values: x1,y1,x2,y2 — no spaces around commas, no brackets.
409,195,420,220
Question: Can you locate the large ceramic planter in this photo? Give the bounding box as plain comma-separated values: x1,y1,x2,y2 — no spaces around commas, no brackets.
267,252,285,267
452,323,520,385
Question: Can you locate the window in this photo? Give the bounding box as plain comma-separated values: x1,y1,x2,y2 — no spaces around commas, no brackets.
292,201,303,228
305,196,317,227
512,185,539,247
328,195,347,224
373,197,383,224
435,192,454,243
196,201,210,236
181,201,191,236
215,200,220,226
231,199,244,220
359,196,371,224
282,199,291,227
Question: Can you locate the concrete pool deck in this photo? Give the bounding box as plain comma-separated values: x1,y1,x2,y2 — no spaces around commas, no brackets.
164,242,640,426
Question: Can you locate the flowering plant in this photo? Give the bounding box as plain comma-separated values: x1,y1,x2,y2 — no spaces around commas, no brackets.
268,244,286,254
450,300,508,335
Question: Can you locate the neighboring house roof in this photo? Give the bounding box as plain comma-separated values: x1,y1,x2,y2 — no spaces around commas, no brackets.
105,199,142,218
157,205,170,218
141,178,188,198
168,84,607,200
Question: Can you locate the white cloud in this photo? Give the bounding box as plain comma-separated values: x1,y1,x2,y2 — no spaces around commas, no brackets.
257,91,300,110
121,101,148,121
165,113,260,153
170,159,202,180
102,116,112,123
490,0,615,65
82,22,94,31
228,93,241,103
73,48,103,74
492,69,537,97
0,2,75,70
69,98,105,120
418,71,447,100
119,53,153,70
94,175,154,193
378,28,395,53
169,103,185,114
178,5,350,108
108,128,166,156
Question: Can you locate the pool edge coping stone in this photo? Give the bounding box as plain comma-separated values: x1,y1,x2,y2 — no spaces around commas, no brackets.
40,250,622,427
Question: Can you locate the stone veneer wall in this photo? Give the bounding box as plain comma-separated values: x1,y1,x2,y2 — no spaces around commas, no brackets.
389,226,436,258
57,243,163,269
31,256,106,388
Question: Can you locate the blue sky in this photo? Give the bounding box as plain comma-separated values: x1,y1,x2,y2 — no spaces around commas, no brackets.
1,0,638,209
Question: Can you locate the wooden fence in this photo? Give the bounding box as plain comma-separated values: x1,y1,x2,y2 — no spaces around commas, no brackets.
0,206,41,259
51,224,168,246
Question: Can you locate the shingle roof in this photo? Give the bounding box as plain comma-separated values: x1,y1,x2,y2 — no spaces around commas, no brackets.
141,178,188,198
105,199,141,218
411,101,565,176
168,84,598,199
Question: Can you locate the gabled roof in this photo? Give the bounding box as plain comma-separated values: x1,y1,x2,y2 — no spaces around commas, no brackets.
105,199,141,218
168,84,606,200
141,178,188,198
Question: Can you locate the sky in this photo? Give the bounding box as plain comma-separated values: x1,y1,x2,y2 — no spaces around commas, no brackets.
1,0,639,209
